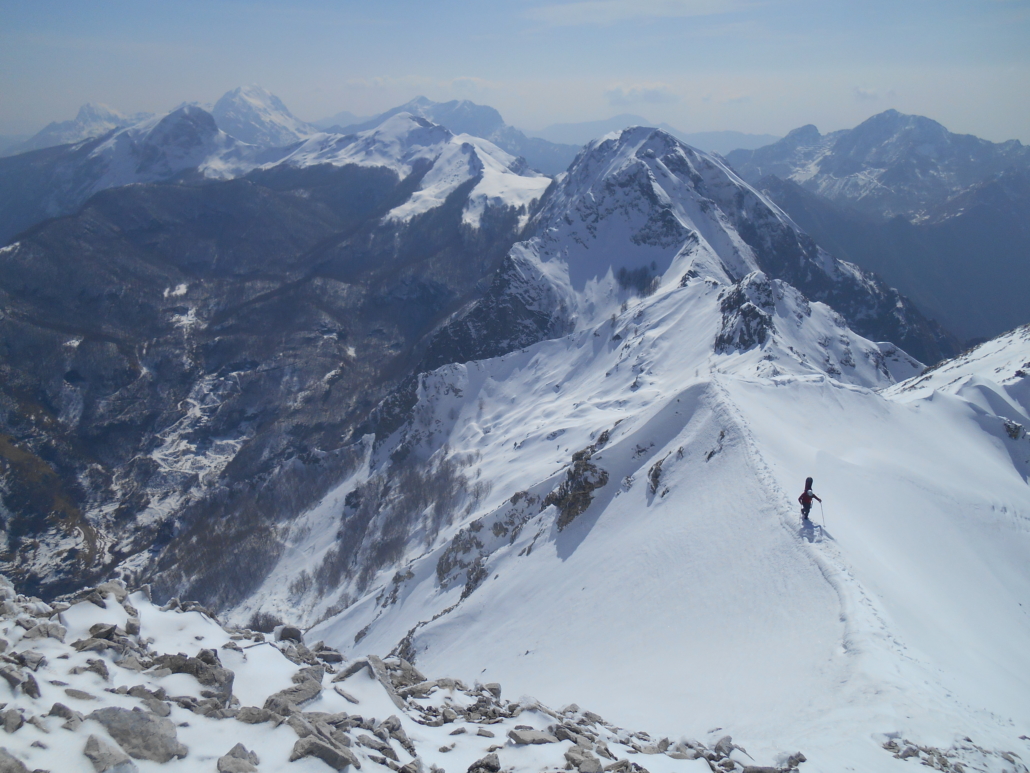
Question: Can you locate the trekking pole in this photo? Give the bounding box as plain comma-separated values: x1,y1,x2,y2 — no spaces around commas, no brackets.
820,501,825,527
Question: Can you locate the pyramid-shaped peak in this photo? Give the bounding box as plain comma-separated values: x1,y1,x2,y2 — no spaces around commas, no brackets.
75,103,126,123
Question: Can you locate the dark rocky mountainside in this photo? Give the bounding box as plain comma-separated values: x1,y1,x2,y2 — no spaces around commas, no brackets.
0,163,529,601
756,171,1030,344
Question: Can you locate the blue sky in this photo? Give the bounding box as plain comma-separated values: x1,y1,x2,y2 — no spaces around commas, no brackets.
1,0,1028,142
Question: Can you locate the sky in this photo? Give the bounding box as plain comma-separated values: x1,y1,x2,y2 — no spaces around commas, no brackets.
1,0,1028,143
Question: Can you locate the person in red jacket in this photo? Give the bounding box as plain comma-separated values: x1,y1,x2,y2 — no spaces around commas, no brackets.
798,476,822,521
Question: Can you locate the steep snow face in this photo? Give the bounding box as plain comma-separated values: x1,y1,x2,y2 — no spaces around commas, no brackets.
277,113,551,228
211,85,317,147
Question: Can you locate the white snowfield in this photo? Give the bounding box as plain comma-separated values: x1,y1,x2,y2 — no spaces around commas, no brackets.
269,132,1028,772
275,113,551,228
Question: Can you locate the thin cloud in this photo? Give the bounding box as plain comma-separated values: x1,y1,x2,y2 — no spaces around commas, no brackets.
526,0,752,26
606,84,679,106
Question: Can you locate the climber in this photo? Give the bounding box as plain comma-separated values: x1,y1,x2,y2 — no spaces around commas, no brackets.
798,476,822,521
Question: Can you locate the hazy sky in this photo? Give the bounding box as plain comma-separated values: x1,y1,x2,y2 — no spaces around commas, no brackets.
1,0,1028,142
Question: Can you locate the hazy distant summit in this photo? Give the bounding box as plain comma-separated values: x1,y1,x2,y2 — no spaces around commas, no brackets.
725,108,1030,219
328,96,582,175
3,102,151,156
211,85,317,148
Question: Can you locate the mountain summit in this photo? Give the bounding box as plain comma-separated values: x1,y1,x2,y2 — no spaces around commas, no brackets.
211,85,317,147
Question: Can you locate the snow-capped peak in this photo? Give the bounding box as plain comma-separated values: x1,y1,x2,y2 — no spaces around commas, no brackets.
85,105,257,189
276,112,551,228
211,84,317,148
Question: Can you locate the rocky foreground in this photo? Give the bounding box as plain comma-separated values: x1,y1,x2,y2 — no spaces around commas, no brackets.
0,574,809,773
0,573,1020,772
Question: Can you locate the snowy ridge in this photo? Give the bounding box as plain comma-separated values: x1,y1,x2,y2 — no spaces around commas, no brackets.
465,125,932,359
275,114,551,228
219,131,1030,768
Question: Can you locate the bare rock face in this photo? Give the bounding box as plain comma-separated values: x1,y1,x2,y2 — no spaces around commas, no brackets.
87,707,188,763
84,734,138,773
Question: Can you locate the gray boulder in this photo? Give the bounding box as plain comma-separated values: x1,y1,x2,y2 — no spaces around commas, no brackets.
0,747,29,773
565,746,603,773
151,650,234,704
467,752,501,773
84,734,138,773
217,743,260,773
507,728,558,745
21,621,66,642
2,710,23,734
89,623,118,640
290,737,361,770
88,707,188,762
236,706,274,724
264,671,323,715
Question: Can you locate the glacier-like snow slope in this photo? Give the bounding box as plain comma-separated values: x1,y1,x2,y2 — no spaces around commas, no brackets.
225,128,1028,770
274,113,551,228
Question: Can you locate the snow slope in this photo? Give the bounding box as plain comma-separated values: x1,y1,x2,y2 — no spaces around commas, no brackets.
240,137,1030,770
296,287,1029,772
274,113,551,228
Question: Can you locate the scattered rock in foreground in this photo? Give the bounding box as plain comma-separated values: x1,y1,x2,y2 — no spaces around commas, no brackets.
0,572,821,773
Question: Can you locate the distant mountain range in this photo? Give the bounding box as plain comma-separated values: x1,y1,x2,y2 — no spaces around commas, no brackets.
725,109,1030,220
2,91,1028,770
3,92,1027,348
327,97,583,176
724,110,1030,344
